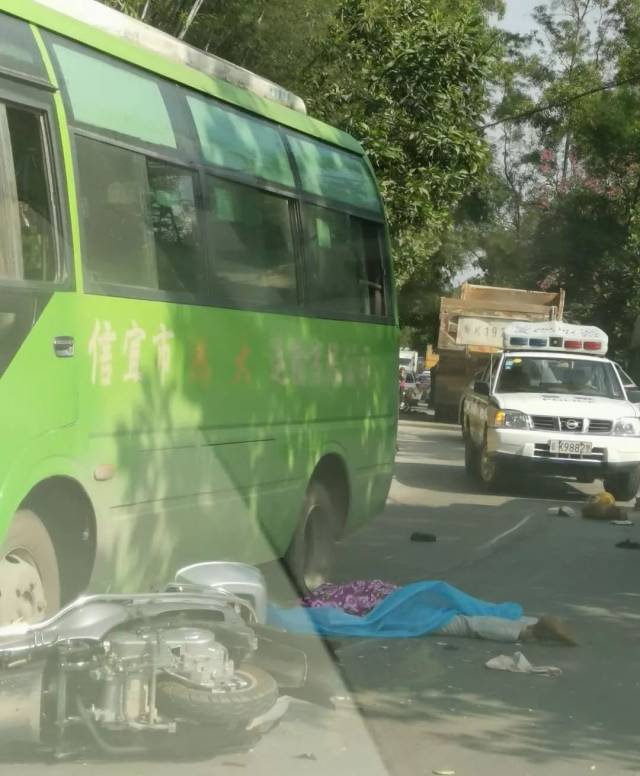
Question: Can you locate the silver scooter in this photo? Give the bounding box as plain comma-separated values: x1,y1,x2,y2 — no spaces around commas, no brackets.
0,562,308,759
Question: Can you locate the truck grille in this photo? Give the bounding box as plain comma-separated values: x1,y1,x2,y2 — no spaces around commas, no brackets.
534,444,605,462
531,415,558,431
587,419,613,434
530,416,612,434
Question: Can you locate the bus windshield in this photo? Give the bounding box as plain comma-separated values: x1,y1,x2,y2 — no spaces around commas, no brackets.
496,356,624,399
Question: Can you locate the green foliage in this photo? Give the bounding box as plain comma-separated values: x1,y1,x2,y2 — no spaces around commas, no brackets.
305,0,495,286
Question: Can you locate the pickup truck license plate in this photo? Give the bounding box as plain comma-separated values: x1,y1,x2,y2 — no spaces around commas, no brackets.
549,440,592,455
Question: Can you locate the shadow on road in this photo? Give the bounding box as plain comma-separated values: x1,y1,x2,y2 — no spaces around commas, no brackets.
394,458,591,503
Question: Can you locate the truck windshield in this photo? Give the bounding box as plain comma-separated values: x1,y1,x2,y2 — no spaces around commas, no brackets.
496,356,624,399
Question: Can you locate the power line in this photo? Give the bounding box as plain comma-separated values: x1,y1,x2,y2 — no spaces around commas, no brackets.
482,71,640,129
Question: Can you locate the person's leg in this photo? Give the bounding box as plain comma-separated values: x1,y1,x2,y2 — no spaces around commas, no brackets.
435,614,576,645
435,614,535,642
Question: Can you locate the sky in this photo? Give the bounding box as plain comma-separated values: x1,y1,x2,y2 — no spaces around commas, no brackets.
501,0,540,34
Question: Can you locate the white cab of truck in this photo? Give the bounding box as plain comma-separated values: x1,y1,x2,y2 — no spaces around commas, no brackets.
463,322,640,500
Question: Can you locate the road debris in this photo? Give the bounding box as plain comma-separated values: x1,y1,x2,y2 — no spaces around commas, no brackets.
610,519,634,526
295,753,318,761
582,492,624,521
548,506,576,517
485,651,562,676
410,531,437,542
616,539,640,550
433,770,456,775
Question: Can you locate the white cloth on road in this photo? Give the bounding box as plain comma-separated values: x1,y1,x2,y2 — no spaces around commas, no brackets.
435,614,537,643
485,651,562,676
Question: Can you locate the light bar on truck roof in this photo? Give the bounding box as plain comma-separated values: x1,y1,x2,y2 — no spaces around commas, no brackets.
503,321,608,355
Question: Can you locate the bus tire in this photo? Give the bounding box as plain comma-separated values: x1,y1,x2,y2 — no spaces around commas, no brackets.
284,480,337,595
604,466,640,502
0,509,61,625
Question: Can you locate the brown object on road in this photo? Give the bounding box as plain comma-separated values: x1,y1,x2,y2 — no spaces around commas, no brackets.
582,492,624,521
524,615,578,646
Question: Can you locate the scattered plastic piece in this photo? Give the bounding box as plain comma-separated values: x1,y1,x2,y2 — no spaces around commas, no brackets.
485,651,562,676
610,519,634,526
433,771,456,775
295,753,318,761
410,531,437,542
548,506,576,517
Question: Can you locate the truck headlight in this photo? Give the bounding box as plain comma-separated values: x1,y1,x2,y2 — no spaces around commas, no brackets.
493,410,530,429
613,417,640,436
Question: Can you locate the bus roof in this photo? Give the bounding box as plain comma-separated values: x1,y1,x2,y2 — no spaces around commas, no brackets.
2,0,363,154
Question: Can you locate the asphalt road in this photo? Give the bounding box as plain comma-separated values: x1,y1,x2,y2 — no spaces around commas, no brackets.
7,416,640,775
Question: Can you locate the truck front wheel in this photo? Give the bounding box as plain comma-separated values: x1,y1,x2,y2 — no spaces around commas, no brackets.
464,436,479,477
603,467,640,502
478,439,506,491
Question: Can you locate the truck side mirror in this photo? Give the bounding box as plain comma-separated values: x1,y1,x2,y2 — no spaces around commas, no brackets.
474,381,490,397
626,387,640,403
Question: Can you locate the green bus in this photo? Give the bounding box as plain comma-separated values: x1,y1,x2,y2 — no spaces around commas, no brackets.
0,0,398,624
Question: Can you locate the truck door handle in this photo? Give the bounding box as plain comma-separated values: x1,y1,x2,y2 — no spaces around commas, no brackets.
53,336,75,358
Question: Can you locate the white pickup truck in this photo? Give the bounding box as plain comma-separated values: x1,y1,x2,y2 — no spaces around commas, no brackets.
462,322,640,500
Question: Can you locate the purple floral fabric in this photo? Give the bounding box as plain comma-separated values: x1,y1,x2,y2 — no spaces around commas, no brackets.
301,580,398,616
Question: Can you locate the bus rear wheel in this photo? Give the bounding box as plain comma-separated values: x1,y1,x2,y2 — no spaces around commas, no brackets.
284,480,337,596
0,509,60,625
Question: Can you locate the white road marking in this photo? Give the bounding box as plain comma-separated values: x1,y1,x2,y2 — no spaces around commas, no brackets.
479,513,533,550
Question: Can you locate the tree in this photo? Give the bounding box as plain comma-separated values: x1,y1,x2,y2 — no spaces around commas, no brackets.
305,0,499,287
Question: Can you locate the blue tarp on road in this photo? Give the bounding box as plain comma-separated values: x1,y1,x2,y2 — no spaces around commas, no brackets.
267,580,523,638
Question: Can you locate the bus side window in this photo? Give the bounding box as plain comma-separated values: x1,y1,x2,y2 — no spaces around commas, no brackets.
205,175,298,309
0,104,58,283
355,218,386,317
76,135,202,296
303,204,386,318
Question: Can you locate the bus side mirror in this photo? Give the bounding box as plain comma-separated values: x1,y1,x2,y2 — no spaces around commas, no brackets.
474,381,490,397
626,387,640,403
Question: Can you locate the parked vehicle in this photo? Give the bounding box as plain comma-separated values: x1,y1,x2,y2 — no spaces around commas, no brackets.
399,371,421,412
463,321,640,500
435,283,565,422
399,348,419,373
417,370,431,401
0,0,398,618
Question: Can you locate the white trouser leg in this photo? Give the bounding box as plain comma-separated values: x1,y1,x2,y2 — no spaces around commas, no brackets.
435,614,537,642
